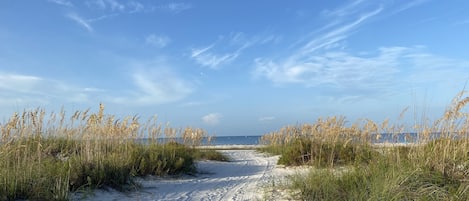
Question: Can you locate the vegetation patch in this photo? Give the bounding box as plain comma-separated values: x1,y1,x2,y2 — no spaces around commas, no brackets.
260,91,469,200
192,149,230,162
0,105,221,201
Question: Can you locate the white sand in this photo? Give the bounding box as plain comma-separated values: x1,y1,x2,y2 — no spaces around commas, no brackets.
72,150,306,201
196,145,266,149
372,142,421,147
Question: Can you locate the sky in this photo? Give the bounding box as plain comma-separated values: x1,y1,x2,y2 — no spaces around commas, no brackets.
1,0,469,136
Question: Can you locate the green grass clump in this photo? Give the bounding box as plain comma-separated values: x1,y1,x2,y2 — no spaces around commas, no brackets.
274,138,376,167
130,143,195,176
291,156,469,201
0,105,216,200
261,90,469,200
192,149,230,161
260,117,378,168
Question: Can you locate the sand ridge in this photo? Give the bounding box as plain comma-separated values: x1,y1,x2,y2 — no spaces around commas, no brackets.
73,150,302,201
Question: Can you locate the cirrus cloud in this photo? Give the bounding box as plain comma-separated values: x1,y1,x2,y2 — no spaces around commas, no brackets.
0,72,106,107
67,13,93,32
252,1,462,101
159,3,192,13
48,0,73,7
111,62,194,106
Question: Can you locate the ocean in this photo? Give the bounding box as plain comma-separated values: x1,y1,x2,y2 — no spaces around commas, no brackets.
206,135,262,145
206,133,435,145
138,133,442,146
135,135,263,146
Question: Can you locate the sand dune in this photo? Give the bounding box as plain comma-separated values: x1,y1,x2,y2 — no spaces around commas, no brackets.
73,150,303,201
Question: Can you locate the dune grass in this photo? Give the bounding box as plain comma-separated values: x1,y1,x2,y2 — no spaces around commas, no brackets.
192,149,230,162
0,104,220,201
259,116,379,168
260,90,469,200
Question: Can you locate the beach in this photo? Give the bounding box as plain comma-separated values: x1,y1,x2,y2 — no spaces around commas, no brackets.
73,149,305,201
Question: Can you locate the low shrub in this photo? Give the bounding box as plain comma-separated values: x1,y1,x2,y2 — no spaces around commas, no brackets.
192,149,230,161
131,143,195,176
291,158,469,201
0,106,211,200
270,138,376,167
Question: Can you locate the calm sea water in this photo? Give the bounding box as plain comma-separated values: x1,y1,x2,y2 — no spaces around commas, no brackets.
137,133,443,146
137,135,263,146
208,135,262,145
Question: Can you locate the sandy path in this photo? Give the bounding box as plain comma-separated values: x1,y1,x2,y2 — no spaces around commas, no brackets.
74,150,298,201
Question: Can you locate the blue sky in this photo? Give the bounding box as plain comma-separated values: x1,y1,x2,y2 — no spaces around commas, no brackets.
1,0,469,136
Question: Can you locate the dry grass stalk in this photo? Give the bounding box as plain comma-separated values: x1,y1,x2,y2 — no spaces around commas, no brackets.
0,104,211,200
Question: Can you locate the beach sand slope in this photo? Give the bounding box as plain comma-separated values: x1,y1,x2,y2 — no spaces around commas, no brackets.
73,150,301,201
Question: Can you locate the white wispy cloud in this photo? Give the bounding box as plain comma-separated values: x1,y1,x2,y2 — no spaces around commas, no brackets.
179,101,204,107
321,0,366,17
145,34,171,48
106,0,125,11
84,87,106,92
85,0,146,14
202,113,222,125
258,34,282,45
297,7,382,59
66,1,149,32
0,72,104,107
190,45,239,69
402,51,469,84
255,47,400,90
128,1,144,13
254,7,384,88
259,116,275,122
130,70,192,104
0,65,194,111
48,0,73,7
86,0,125,11
88,13,121,22
190,32,276,69
255,45,469,100
64,1,152,32
85,0,106,9
112,61,194,105
159,3,192,13
67,13,93,32
0,73,43,93
393,0,430,14
252,0,467,100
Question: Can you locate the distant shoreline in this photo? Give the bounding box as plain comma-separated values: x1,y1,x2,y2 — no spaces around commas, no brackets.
196,142,422,150
196,144,266,150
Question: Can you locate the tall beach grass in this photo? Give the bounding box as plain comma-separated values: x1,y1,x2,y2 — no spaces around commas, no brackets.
0,104,215,200
260,90,469,200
